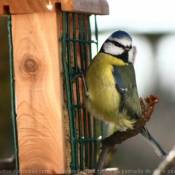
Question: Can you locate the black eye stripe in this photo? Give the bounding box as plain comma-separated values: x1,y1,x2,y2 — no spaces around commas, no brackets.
113,41,125,49
106,39,124,48
106,39,131,50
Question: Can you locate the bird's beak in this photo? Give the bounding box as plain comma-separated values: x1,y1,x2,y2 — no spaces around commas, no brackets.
125,45,132,51
125,47,131,51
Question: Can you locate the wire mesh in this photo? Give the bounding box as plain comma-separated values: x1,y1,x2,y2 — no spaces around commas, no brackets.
7,14,19,175
62,12,103,172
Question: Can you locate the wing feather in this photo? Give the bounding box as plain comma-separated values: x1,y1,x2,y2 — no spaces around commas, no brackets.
112,63,141,119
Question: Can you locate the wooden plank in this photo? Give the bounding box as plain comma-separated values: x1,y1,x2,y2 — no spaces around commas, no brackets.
12,12,65,174
0,0,109,15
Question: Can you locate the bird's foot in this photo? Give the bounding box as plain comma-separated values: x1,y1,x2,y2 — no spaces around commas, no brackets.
72,67,85,79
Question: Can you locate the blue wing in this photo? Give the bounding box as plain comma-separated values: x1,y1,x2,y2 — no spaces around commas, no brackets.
112,64,141,119
112,66,128,94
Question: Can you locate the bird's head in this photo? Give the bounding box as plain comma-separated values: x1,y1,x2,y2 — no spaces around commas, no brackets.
100,30,133,63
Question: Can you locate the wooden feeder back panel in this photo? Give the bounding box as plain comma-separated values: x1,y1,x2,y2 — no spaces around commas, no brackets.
12,12,65,174
0,0,109,15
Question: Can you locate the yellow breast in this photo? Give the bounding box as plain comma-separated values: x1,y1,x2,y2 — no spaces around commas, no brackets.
84,53,136,130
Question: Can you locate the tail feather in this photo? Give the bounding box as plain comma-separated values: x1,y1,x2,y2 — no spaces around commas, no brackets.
140,126,168,158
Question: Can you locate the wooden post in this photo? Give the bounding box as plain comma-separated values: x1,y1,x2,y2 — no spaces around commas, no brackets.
12,12,64,174
0,0,109,174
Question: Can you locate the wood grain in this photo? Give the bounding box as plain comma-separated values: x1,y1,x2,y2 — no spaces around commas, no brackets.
0,0,109,15
12,12,65,174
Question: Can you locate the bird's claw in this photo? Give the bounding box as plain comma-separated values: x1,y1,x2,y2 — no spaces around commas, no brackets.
72,67,85,79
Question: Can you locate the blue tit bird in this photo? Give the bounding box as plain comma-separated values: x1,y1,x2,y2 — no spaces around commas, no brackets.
82,30,168,158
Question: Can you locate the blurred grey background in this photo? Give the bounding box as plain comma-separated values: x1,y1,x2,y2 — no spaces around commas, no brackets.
0,0,175,174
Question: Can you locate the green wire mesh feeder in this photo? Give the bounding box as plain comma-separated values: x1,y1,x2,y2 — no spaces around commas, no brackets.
0,1,109,174
62,12,102,171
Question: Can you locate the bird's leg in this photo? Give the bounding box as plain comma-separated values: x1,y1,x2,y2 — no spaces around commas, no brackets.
72,67,89,96
78,67,88,94
72,67,85,78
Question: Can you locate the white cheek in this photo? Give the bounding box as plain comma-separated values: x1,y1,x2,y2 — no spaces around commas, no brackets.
103,42,123,56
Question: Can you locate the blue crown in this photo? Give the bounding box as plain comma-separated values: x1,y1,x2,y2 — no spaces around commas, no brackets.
111,30,132,41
